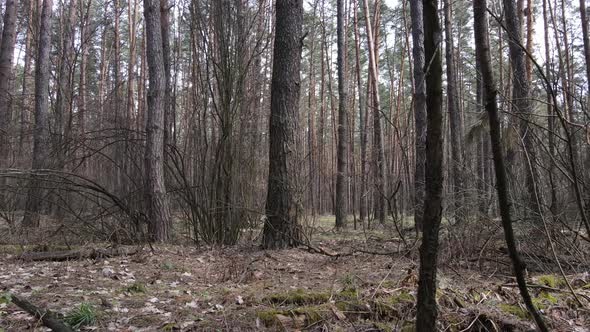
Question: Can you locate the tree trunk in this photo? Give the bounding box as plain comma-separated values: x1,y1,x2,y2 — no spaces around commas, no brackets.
262,0,303,249
473,1,549,330
502,0,542,223
443,0,465,223
22,0,53,228
416,0,444,329
335,0,348,229
353,0,368,223
362,0,386,224
410,0,426,232
143,0,172,242
0,0,17,158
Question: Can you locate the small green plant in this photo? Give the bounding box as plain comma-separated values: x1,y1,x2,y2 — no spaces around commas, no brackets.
126,282,147,294
65,303,97,329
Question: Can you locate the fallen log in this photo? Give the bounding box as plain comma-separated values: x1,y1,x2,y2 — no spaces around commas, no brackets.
17,246,140,262
9,294,74,332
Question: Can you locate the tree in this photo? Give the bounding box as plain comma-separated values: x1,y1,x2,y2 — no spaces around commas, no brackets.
262,0,303,249
22,0,54,228
335,0,348,229
0,0,17,158
502,0,542,223
415,0,444,329
362,0,386,224
143,0,172,242
473,1,548,330
410,0,426,232
443,0,465,223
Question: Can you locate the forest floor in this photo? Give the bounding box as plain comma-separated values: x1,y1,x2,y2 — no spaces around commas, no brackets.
0,216,589,331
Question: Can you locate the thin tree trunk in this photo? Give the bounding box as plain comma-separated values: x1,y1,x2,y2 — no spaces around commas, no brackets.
335,0,348,229
353,0,368,223
443,0,465,223
362,0,386,224
473,1,549,330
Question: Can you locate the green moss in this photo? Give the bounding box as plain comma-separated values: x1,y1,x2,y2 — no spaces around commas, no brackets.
256,305,330,327
499,304,529,319
125,282,147,294
537,274,565,288
264,289,330,305
256,309,283,326
338,287,358,300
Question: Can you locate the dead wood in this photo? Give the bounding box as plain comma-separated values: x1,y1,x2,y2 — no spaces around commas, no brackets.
17,246,140,261
9,293,74,332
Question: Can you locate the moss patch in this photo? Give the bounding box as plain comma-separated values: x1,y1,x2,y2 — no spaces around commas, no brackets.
537,275,565,288
256,305,330,328
264,289,330,305
499,304,529,319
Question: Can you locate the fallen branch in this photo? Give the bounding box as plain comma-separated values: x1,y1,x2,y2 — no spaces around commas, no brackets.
17,246,140,262
9,293,74,332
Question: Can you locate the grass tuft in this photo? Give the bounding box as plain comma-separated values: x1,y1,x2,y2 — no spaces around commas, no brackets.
65,303,98,329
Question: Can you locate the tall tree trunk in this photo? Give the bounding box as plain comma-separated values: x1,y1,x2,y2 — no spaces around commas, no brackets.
362,0,386,224
143,0,172,242
502,0,543,223
261,0,303,249
22,0,53,228
54,0,76,170
161,0,173,145
353,0,368,223
473,1,549,330
581,0,590,103
335,0,348,229
0,0,17,158
19,0,34,155
443,0,464,223
410,0,426,232
78,0,91,174
416,0,444,329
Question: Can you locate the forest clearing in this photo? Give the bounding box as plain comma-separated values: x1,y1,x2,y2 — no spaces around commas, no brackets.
1,0,590,330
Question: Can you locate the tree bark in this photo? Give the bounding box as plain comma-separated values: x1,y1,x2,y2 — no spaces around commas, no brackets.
22,0,53,228
410,0,426,232
335,0,348,229
262,0,303,249
416,0,444,329
473,1,549,330
144,0,172,242
353,0,368,223
443,0,465,223
502,0,542,223
0,0,17,157
362,0,386,224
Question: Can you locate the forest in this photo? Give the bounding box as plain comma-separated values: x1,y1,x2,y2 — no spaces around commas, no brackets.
0,0,589,330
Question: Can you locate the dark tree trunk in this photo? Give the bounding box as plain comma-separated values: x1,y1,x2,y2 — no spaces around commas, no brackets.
262,0,303,249
410,0,426,232
416,0,444,329
335,0,348,229
0,0,17,157
473,1,549,330
144,0,172,242
22,0,53,228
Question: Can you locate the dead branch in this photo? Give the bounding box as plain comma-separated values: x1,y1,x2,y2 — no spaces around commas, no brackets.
9,294,74,332
17,246,140,261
